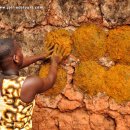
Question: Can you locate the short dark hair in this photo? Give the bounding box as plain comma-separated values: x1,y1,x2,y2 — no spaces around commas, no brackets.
0,38,19,60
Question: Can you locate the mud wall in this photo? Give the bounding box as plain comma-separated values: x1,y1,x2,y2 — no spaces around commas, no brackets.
0,0,130,130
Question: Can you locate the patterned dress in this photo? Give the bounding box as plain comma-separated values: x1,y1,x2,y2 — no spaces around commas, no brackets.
0,76,35,130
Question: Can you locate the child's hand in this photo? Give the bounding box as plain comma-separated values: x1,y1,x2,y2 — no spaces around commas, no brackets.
51,44,66,64
42,42,54,59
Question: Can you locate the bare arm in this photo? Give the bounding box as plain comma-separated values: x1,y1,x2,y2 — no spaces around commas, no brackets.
20,59,58,103
20,45,64,103
20,43,53,69
20,54,46,69
37,59,58,93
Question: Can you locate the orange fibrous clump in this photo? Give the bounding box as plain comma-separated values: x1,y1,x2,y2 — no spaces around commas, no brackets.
74,60,106,95
45,29,72,57
39,64,67,96
107,26,130,64
104,65,130,103
72,24,107,61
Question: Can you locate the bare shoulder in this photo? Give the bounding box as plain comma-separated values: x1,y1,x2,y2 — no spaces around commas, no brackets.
23,76,43,87
20,76,43,103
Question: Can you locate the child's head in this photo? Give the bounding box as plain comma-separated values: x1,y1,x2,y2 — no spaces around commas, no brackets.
0,38,23,70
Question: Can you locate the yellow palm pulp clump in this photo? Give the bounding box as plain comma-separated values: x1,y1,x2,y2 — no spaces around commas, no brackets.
74,60,106,95
45,29,72,57
72,24,107,61
107,26,130,64
104,65,130,103
38,29,72,95
39,64,67,96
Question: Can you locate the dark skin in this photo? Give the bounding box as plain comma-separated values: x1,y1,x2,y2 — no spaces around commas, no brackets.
0,42,65,103
20,48,52,69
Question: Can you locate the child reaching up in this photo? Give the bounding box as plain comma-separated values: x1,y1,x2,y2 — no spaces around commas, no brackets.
0,38,66,130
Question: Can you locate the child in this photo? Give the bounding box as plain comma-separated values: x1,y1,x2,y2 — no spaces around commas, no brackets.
0,38,65,130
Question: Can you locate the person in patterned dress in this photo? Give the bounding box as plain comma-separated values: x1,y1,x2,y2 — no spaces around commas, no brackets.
0,38,65,130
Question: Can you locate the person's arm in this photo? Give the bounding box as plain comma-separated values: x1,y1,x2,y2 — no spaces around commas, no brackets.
38,59,58,92
20,43,53,69
20,54,47,69
20,58,59,103
20,45,65,103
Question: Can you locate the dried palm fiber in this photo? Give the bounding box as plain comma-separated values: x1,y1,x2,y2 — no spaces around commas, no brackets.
74,60,106,95
45,29,72,57
39,63,67,96
39,29,72,95
107,26,130,64
72,24,107,61
104,64,130,103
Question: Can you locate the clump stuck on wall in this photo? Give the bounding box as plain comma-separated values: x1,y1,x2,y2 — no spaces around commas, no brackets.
39,29,72,96
39,64,67,96
72,24,107,61
107,26,130,64
45,29,72,57
74,60,106,96
104,64,130,103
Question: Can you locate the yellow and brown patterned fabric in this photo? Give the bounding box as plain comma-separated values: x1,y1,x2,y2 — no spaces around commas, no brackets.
0,77,35,130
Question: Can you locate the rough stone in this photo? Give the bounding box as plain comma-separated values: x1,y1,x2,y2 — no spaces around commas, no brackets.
106,111,129,130
58,97,82,112
36,94,62,109
48,0,102,26
89,114,115,130
84,94,109,112
58,109,91,130
124,115,130,128
101,0,130,28
0,0,49,28
62,87,83,102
